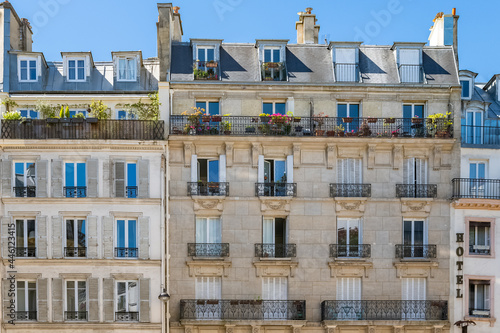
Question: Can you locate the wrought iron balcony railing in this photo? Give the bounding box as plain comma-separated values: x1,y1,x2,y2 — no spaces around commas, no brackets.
115,247,138,258
334,63,360,82
255,243,296,258
188,243,230,257
330,184,371,197
115,311,139,321
16,247,36,257
330,244,371,258
321,300,447,321
396,184,437,198
452,178,500,200
64,186,87,198
64,247,87,257
461,124,500,146
126,186,138,198
188,182,229,196
170,116,452,138
15,311,37,321
1,119,164,140
13,186,36,197
180,299,306,320
398,64,424,83
255,182,297,197
65,311,87,321
395,244,437,259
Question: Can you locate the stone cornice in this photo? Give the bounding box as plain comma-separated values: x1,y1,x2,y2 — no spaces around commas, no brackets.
328,260,373,278
186,260,232,277
2,259,161,266
394,261,439,278
253,260,298,277
452,198,500,210
0,142,165,151
2,198,161,205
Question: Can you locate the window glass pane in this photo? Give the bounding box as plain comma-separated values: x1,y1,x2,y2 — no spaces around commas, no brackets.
337,219,347,245
469,163,477,178
349,220,359,245
403,105,412,118
117,220,125,248
128,59,136,79
66,219,75,247
403,220,412,245
66,163,75,186
349,104,359,118
461,80,470,98
128,282,138,311
478,163,485,179
78,219,86,247
119,59,126,80
28,282,36,311
198,48,206,62
20,60,28,80
128,220,137,248
264,49,271,63
29,110,38,119
127,163,137,187
196,102,206,113
67,281,75,311
208,160,219,182
16,220,24,247
413,221,424,244
29,60,37,80
208,102,219,115
273,49,280,62
414,105,424,118
78,281,86,310
15,163,24,187
263,103,273,114
68,60,75,80
206,49,215,62
275,160,286,182
76,163,86,187
27,220,35,247
275,103,286,115
17,281,26,310
337,104,347,118
118,110,126,119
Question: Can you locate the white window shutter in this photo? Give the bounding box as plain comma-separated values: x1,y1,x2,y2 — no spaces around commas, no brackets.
219,155,226,182
139,278,150,322
36,216,48,259
258,155,264,183
355,159,362,183
37,278,48,322
51,215,63,259
403,158,415,184
88,277,99,322
138,217,150,259
36,160,48,198
87,216,98,258
51,159,63,198
1,160,12,197
485,284,491,310
191,155,198,182
358,218,363,244
286,155,293,183
103,278,114,322
138,159,149,199
337,159,344,183
416,158,427,184
52,278,63,322
87,159,99,198
102,216,114,259
286,97,294,115
1,216,12,258
114,161,125,198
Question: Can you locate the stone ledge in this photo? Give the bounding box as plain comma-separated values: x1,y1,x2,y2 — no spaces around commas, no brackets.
394,260,439,278
328,261,373,278
253,260,298,277
186,260,231,277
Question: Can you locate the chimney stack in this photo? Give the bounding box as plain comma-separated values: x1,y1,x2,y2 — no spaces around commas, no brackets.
296,8,320,44
157,3,183,81
428,8,459,67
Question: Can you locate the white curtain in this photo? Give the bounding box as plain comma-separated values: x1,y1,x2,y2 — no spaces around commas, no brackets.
196,218,221,243
262,277,287,300
336,277,361,300
337,158,362,183
196,277,221,299
263,218,274,244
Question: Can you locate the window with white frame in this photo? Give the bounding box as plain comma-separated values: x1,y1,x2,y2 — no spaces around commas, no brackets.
398,48,422,83
195,276,221,319
262,101,286,115
65,218,86,258
196,101,220,115
69,110,87,118
197,159,219,183
337,158,362,184
65,280,87,321
16,281,37,321
118,58,137,81
194,46,218,80
114,161,138,198
18,110,39,119
468,222,491,255
196,217,221,244
464,109,483,144
262,47,285,81
403,158,427,185
337,277,361,300
334,48,358,82
115,219,137,258
468,279,491,317
190,155,227,196
67,58,86,81
117,110,136,120
262,217,288,258
402,219,426,258
16,218,36,257
402,278,426,319
468,161,487,198
337,218,361,257
18,57,37,82
337,103,360,132
64,162,86,198
403,104,424,119
461,79,472,99
262,276,287,318
116,281,139,318
14,162,36,197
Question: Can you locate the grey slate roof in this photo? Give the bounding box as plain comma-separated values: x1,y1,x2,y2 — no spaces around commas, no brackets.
170,43,459,85
472,85,500,119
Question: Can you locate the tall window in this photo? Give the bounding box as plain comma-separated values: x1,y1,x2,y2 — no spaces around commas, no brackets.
16,219,36,257
197,47,215,63
263,48,283,81
262,217,288,257
68,59,85,81
399,49,421,83
116,281,139,319
403,104,424,119
65,162,86,198
14,162,36,197
461,79,472,99
196,101,220,116
118,58,137,81
337,103,359,132
403,158,427,185
263,101,286,115
335,48,358,82
469,280,491,317
337,158,362,184
337,277,361,300
402,278,426,319
195,277,221,319
65,219,86,257
66,280,87,320
195,46,217,78
116,219,137,258
19,110,39,119
337,218,360,257
198,159,219,183
115,161,138,198
264,159,286,183
469,161,486,198
403,220,425,258
16,281,37,321
469,222,491,255
465,110,483,144
262,276,287,319
196,217,221,244
19,58,37,81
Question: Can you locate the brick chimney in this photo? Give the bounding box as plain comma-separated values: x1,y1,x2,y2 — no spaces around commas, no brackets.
296,7,320,44
157,3,183,82
428,8,459,67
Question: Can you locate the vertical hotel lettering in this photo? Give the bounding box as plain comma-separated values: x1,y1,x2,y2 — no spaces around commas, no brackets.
456,233,464,298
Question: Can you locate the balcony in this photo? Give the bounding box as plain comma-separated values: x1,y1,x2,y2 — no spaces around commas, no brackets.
193,61,219,80
16,247,36,257
188,243,230,257
396,184,437,198
115,247,138,258
116,312,139,321
170,116,452,138
334,63,360,82
64,247,87,257
461,124,500,147
15,311,37,321
321,300,447,321
330,184,371,197
1,119,164,140
395,245,437,259
399,64,424,83
255,243,296,258
64,186,87,198
180,299,306,320
65,311,87,321
126,186,138,198
255,183,297,197
330,244,371,258
188,182,229,196
261,62,287,81
13,186,36,197
452,178,500,200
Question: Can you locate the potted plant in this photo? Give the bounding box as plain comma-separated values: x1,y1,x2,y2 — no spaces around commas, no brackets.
411,116,422,124
245,125,256,133
359,119,372,136
221,115,232,135
202,115,211,122
260,113,270,123
335,124,345,136
367,117,378,123
2,110,22,120
211,115,222,122
36,99,57,122
384,117,395,124
294,116,301,122
313,112,328,136
206,60,218,68
88,99,110,121
59,106,71,124
71,112,85,123
1,97,18,113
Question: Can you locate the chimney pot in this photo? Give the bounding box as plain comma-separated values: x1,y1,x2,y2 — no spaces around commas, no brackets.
452,8,456,15
305,7,312,14
173,6,180,14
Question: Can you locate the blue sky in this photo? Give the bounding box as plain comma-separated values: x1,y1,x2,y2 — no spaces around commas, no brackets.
9,0,498,82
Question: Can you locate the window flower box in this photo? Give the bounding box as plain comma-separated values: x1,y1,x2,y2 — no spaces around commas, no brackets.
342,117,353,123
202,115,211,122
412,117,423,124
86,118,98,123
211,116,222,122
205,61,218,68
260,116,270,123
384,118,395,124
315,129,325,136
367,118,378,123
326,130,336,137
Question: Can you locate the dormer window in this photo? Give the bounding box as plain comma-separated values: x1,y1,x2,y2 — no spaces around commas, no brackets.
331,43,361,83
118,58,137,81
191,40,221,81
68,58,86,81
18,57,37,82
398,48,422,83
62,52,93,82
461,79,472,99
257,40,288,82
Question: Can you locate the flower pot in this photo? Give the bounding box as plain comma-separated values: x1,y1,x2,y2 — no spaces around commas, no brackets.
337,131,345,137
47,118,59,124
71,118,84,123
412,118,423,124
326,130,336,137
206,62,218,68
315,129,325,136
202,115,211,122
245,127,256,133
224,130,231,135
86,117,98,124
367,118,378,123
60,118,70,124
260,116,270,123
293,117,301,123
273,118,285,123
211,116,222,122
342,117,353,123
266,62,279,68
392,133,399,137
384,118,395,124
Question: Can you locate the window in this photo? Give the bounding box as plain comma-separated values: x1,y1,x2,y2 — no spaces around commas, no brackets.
402,278,426,319
114,161,138,198
264,159,286,183
14,162,36,197
19,110,39,119
116,281,139,320
403,158,427,185
468,280,491,317
257,156,294,197
68,58,85,81
469,161,486,197
65,219,86,257
469,222,491,255
16,281,37,321
16,219,36,257
262,47,285,81
337,277,361,300
262,276,287,319
196,217,221,244
19,58,37,82
196,101,220,116
262,217,289,257
65,280,87,321
263,101,286,115
461,79,472,99
115,219,137,258
337,158,361,184
464,109,483,144
118,58,137,81
403,220,426,258
64,162,86,198
69,110,87,118
337,103,360,132
195,276,221,319
403,104,425,137
334,48,358,82
337,218,361,257
198,159,219,183
197,47,215,63
117,110,136,120
194,46,218,80
398,48,422,83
